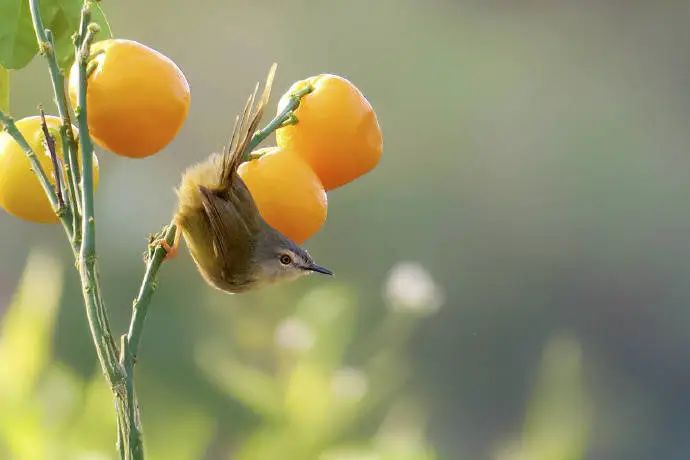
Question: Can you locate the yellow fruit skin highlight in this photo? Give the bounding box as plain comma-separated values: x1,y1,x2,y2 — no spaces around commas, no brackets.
68,39,190,158
238,147,327,244
0,116,99,223
276,74,382,190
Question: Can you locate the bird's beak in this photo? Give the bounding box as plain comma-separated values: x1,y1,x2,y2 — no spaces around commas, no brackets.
305,263,334,276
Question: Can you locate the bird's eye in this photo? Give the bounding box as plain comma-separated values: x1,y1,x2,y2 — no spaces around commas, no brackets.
279,254,292,265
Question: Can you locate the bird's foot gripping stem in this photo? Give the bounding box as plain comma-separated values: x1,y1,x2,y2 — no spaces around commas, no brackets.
160,239,178,260
146,223,180,262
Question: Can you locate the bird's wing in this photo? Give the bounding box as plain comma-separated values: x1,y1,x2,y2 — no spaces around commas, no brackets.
219,63,277,188
198,185,256,265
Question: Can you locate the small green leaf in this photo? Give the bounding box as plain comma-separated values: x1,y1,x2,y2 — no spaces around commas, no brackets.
0,0,112,71
0,66,9,112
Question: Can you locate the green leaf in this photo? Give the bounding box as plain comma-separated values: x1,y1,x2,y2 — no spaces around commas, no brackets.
0,66,8,112
0,0,36,69
49,1,112,70
0,0,112,71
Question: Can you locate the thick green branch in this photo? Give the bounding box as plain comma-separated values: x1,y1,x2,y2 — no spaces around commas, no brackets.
71,7,146,460
119,336,143,460
71,3,122,388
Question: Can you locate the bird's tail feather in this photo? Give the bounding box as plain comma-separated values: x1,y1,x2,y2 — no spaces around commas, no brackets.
219,63,277,187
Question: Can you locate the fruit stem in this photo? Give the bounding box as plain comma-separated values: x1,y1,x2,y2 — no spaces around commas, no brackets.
29,0,83,226
243,84,313,158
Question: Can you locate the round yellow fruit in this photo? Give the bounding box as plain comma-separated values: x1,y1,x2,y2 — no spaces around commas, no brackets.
0,116,99,223
68,39,190,158
276,74,382,190
238,146,327,244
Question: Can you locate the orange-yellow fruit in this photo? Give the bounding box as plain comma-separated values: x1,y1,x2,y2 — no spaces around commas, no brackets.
68,39,190,158
0,116,99,223
238,147,327,244
275,74,382,190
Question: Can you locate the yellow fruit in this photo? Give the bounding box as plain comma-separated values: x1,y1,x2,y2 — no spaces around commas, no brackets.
238,147,327,244
68,39,190,158
276,74,382,190
0,116,99,223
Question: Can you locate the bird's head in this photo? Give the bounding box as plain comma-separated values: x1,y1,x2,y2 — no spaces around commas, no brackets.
252,224,333,285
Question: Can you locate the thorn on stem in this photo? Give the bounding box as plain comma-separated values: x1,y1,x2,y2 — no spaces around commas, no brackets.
280,113,299,127
248,150,267,160
43,30,56,57
89,48,105,62
38,40,49,55
290,85,314,105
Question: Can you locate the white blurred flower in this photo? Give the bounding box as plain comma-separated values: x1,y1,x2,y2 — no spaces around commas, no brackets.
332,367,369,403
274,317,315,352
384,262,444,315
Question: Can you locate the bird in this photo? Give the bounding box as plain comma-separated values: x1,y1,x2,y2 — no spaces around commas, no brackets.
166,64,332,293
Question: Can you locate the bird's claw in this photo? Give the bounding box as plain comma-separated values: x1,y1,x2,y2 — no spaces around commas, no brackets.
160,240,178,260
144,225,179,263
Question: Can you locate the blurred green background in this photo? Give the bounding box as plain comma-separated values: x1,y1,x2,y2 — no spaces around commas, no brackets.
2,0,690,459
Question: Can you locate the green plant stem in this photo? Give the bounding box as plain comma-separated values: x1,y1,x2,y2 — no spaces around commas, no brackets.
72,8,145,460
59,123,81,240
126,224,178,359
39,107,64,207
73,0,125,429
243,85,313,158
29,0,82,230
0,110,75,242
119,336,142,460
115,223,176,459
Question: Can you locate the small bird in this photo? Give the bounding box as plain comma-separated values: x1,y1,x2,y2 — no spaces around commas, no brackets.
169,65,332,293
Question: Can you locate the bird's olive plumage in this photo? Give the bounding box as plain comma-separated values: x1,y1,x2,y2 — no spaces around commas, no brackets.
174,65,331,293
